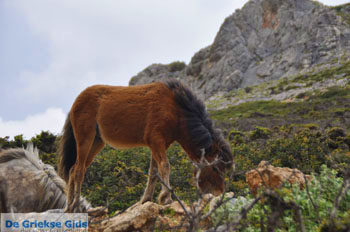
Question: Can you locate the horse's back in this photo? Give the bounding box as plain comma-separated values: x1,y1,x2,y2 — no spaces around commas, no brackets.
71,82,180,148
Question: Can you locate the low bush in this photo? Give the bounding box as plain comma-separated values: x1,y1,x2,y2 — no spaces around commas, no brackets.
168,61,186,72
213,165,350,231
250,126,272,140
82,144,195,213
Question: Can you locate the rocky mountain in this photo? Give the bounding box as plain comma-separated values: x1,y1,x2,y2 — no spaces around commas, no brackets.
129,0,350,100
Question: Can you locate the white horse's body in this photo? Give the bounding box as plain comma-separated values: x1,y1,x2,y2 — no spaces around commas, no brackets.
0,145,90,213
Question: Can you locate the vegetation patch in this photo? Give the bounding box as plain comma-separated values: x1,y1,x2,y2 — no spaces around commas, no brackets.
1,114,349,230
332,3,350,25
293,61,350,84
318,86,350,99
250,126,272,140
210,100,290,121
168,61,186,72
210,84,350,132
213,165,350,231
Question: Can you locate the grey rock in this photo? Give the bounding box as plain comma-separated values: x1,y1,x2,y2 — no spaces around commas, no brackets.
130,0,350,100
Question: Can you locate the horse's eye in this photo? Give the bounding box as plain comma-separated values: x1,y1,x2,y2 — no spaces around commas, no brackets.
213,166,219,173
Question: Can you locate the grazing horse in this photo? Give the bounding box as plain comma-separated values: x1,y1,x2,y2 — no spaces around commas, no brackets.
58,80,234,212
0,145,90,213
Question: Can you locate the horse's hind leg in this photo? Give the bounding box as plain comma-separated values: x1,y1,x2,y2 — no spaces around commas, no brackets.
67,160,90,212
79,136,105,212
141,157,158,203
66,118,97,212
68,136,104,213
85,136,105,168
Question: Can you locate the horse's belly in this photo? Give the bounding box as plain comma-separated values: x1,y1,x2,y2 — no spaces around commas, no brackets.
99,125,146,149
107,141,144,149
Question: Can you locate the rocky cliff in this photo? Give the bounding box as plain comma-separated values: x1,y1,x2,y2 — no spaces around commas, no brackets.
129,0,350,100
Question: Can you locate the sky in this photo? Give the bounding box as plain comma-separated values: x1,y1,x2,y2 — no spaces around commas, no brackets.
0,0,349,139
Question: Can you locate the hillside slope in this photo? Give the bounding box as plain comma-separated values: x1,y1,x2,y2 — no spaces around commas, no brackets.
209,61,350,132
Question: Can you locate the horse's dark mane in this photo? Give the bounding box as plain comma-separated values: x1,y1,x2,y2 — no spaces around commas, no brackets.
212,128,234,168
165,80,214,150
164,80,233,167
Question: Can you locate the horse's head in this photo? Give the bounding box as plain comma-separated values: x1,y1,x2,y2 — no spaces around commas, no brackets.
166,80,234,196
193,131,234,196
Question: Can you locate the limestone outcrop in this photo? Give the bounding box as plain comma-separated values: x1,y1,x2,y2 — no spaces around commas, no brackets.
245,160,312,195
130,0,350,100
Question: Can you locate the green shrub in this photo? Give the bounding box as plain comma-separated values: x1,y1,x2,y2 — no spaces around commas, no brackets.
82,146,149,211
213,165,350,231
230,127,350,179
344,135,350,148
320,86,350,99
250,126,272,140
266,129,329,173
327,127,346,141
212,196,251,225
228,129,245,141
244,86,253,93
298,123,319,130
332,3,350,25
82,144,196,213
168,61,186,72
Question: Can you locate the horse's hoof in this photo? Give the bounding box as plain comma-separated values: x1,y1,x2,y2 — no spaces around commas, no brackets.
162,198,173,205
158,193,173,205
140,196,152,204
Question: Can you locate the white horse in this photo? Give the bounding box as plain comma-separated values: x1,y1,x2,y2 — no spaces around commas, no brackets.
0,145,90,213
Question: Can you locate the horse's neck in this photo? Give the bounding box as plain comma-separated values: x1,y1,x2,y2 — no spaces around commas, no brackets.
46,191,67,210
176,134,198,162
41,172,90,211
38,174,67,211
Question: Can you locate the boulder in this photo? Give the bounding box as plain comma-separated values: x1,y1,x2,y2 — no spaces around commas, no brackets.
94,201,200,232
88,207,109,232
100,202,160,232
245,161,312,195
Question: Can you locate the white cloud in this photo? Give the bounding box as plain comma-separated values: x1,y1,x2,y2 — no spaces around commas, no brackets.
3,0,247,106
0,108,66,139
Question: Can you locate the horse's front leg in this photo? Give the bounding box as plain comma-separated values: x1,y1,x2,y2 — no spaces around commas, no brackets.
157,156,173,205
141,157,158,203
150,146,172,205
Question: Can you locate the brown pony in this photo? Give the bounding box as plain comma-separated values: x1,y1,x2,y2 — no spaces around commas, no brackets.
58,80,233,212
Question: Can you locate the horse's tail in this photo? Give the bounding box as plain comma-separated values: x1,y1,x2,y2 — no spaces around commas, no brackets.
58,112,77,182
